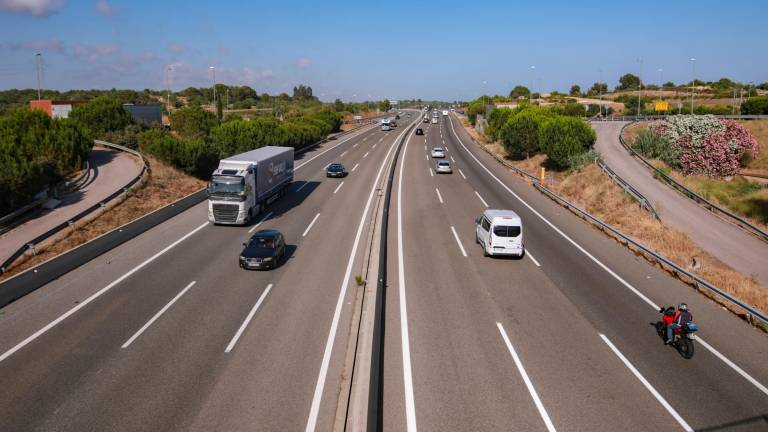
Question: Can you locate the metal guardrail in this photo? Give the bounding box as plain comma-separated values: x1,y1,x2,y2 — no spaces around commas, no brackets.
594,114,768,122
454,114,767,326
533,182,768,325
617,123,768,243
595,158,660,219
0,141,149,274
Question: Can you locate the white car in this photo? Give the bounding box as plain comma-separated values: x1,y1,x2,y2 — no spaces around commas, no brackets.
431,118,438,124
475,209,524,257
431,147,445,158
435,160,452,174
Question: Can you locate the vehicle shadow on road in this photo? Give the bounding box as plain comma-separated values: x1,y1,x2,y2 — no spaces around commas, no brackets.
694,413,768,431
246,181,321,228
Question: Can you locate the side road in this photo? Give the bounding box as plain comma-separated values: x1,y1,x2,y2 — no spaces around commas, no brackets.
0,146,143,266
593,121,768,286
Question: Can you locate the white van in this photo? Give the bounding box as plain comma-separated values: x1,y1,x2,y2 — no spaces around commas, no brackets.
475,209,524,257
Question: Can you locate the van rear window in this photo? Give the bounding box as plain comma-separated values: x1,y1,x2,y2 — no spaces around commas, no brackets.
493,225,521,237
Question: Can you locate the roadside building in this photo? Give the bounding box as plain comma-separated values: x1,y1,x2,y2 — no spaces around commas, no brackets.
122,103,162,126
494,102,518,109
28,100,87,119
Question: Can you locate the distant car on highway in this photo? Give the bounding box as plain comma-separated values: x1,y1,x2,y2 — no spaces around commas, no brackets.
423,117,429,123
381,124,391,131
326,163,348,178
240,229,286,270
475,209,524,257
431,147,445,158
435,160,452,174
415,128,424,135
431,118,438,124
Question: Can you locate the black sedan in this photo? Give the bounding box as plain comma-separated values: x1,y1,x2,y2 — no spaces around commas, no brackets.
415,128,424,135
239,229,286,270
326,163,348,177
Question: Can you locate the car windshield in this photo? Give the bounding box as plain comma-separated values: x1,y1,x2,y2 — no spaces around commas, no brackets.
249,236,276,249
438,162,449,166
433,148,442,152
493,225,521,237
209,176,244,195
329,165,343,171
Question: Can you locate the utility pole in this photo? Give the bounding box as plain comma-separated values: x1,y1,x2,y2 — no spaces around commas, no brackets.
35,53,43,100
209,66,216,107
166,66,172,109
598,68,603,118
637,58,643,117
689,58,696,114
529,66,535,103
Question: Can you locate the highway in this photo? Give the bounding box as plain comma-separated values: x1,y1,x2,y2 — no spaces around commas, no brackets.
381,113,768,431
0,110,767,432
0,116,418,432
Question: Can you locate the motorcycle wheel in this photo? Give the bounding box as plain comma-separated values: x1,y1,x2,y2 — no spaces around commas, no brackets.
678,337,695,359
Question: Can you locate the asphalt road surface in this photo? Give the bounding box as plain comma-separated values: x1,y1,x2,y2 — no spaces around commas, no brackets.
1,112,766,432
593,121,768,285
0,117,419,432
382,113,768,431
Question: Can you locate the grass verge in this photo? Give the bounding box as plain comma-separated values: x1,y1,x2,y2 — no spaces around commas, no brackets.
1,157,206,281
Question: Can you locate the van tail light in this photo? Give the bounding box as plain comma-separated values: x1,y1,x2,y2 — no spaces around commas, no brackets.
489,235,492,246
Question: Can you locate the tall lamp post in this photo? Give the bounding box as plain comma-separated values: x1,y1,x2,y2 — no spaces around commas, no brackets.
166,66,172,109
689,58,696,114
637,58,643,117
529,65,535,103
35,53,43,100
209,66,216,107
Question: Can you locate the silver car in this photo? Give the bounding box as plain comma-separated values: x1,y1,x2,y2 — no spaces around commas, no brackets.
436,160,452,174
431,147,445,158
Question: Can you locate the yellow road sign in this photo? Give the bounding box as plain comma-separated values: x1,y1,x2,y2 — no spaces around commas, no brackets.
655,101,669,112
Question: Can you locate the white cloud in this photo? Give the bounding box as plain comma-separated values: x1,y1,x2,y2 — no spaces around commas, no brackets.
168,43,186,54
260,69,274,79
295,58,312,69
1,37,64,53
0,0,64,16
73,44,120,61
95,0,115,16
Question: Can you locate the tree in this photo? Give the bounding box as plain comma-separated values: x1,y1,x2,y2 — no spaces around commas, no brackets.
216,97,223,120
378,99,391,112
509,85,530,99
616,73,641,91
499,109,552,159
587,82,608,96
741,96,768,115
292,84,313,100
663,81,676,88
69,96,131,137
170,105,218,139
333,98,345,112
569,85,581,96
539,116,596,168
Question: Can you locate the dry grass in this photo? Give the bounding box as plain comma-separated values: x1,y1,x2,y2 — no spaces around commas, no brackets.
1,157,206,280
550,164,768,321
739,120,768,173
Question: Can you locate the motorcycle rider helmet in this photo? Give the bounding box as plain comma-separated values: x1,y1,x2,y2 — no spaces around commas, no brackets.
678,303,688,311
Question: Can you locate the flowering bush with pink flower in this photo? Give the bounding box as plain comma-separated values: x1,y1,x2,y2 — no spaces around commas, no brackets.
651,115,759,177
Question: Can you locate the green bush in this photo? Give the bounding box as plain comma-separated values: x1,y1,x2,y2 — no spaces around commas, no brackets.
538,116,596,168
485,108,513,141
310,109,343,133
566,149,600,170
741,96,768,115
499,109,552,159
69,96,131,137
138,129,217,178
631,129,679,167
170,105,219,139
0,108,92,213
467,100,486,125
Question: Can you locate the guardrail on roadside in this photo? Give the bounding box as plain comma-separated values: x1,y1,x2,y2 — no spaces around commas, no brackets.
0,141,149,274
453,114,767,326
593,114,768,122
595,158,660,219
617,123,768,243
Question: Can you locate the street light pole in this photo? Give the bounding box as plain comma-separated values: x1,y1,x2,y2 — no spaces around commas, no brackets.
637,58,643,117
529,65,535,103
35,53,42,100
166,66,172,109
689,58,696,114
209,66,216,107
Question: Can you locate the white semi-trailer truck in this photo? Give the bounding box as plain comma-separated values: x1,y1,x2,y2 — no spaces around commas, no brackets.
207,146,294,225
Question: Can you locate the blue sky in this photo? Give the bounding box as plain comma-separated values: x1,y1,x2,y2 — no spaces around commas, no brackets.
1,0,766,101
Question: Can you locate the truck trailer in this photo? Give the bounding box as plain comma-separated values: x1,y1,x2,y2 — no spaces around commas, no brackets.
207,146,294,225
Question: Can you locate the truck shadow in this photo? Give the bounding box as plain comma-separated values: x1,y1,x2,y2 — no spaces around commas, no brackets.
245,180,321,227
694,413,768,431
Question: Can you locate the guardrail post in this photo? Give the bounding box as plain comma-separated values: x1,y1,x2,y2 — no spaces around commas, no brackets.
26,243,36,256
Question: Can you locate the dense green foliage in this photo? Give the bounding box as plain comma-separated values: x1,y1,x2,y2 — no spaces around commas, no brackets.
509,86,530,99
485,107,513,141
466,99,486,125
587,82,608,96
170,106,219,139
538,116,597,168
69,96,131,137
499,108,553,158
741,96,768,115
631,129,678,166
0,109,92,213
0,88,158,113
616,73,641,91
569,85,581,96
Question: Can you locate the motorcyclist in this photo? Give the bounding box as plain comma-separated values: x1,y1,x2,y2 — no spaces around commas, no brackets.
665,303,693,344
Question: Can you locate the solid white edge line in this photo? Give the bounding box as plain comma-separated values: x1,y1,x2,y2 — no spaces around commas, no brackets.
435,188,443,204
122,280,196,348
458,169,467,180
447,115,768,396
296,127,372,170
302,213,321,237
497,322,557,432
0,221,209,363
295,181,310,192
224,284,273,353
599,334,693,431
526,250,541,267
474,190,489,208
397,123,419,432
333,182,344,194
450,226,467,257
305,118,416,432
248,211,274,233
429,168,434,177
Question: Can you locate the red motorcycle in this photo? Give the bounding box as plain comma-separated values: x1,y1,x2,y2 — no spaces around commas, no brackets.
655,307,699,359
